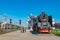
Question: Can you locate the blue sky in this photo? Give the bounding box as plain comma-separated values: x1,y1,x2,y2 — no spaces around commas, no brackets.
0,0,60,26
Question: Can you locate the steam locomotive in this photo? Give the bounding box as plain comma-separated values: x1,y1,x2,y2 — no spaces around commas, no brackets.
28,12,52,33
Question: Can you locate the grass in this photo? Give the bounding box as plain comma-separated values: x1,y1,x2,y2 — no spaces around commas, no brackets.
51,30,60,36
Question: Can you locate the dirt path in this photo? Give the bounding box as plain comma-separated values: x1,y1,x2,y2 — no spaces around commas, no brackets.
0,30,60,40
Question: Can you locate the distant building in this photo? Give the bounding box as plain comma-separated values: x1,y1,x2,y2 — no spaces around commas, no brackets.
54,23,60,29
0,22,3,28
0,22,18,29
0,14,19,29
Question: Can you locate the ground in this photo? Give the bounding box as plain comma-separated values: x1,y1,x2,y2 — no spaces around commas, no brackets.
0,30,60,40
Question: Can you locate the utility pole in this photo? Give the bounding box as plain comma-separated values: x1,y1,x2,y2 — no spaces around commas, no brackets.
4,13,7,29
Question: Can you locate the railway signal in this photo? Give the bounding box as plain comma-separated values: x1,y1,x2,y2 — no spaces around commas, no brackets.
19,19,21,26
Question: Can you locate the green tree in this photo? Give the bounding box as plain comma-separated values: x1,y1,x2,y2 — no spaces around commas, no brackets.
48,15,52,27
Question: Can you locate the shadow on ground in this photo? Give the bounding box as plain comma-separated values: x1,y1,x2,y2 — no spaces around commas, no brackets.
55,34,60,37
30,31,50,35
30,31,40,35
